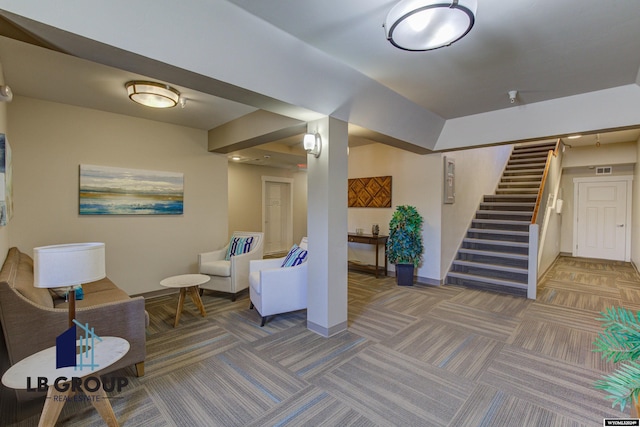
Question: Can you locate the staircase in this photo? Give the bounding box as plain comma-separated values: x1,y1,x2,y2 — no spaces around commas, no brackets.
445,141,557,297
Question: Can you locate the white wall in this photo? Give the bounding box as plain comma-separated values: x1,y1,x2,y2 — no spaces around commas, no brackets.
633,135,640,269
439,144,512,278
7,96,228,295
0,63,9,265
537,148,564,275
227,162,307,245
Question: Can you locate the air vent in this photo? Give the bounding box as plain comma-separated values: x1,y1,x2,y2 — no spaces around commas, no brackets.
595,166,612,175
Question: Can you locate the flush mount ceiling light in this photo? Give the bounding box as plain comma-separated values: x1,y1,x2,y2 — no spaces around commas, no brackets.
125,80,180,108
384,0,477,51
303,132,322,158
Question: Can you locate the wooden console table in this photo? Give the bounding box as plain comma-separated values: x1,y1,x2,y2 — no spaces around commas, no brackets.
347,233,388,278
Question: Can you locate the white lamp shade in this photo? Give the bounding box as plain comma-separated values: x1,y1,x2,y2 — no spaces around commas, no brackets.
384,0,477,51
33,243,106,288
303,133,316,151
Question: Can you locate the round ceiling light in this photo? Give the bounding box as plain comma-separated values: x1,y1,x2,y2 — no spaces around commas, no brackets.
125,81,180,108
384,0,477,51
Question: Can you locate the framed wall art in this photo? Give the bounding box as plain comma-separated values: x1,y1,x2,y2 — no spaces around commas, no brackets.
0,133,12,226
79,164,184,215
348,176,392,208
443,156,455,204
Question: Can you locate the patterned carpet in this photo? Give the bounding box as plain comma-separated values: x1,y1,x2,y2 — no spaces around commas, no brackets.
3,256,639,426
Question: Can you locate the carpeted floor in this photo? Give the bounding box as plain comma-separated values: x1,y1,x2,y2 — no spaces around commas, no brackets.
3,255,639,426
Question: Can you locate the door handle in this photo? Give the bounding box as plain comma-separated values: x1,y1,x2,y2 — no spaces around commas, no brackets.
617,224,625,228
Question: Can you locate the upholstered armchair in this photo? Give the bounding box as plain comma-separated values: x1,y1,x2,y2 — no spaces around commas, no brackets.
249,237,307,326
198,231,264,301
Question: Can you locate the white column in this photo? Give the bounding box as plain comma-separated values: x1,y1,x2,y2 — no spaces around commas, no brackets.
306,117,348,336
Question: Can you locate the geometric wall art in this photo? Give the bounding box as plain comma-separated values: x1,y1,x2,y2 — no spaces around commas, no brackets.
79,164,184,215
348,176,392,208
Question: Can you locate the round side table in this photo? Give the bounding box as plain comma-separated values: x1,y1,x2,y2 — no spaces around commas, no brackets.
160,273,210,327
2,336,129,426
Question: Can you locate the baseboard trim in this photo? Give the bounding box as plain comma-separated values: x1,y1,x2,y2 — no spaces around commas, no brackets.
307,320,348,337
416,276,443,286
132,288,177,300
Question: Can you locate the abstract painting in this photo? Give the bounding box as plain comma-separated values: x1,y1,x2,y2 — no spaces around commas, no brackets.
80,164,184,215
0,133,12,225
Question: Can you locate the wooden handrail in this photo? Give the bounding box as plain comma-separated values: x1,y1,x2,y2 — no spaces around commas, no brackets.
553,137,561,156
531,149,554,224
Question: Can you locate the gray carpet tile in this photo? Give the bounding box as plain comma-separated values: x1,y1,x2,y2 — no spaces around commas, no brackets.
480,345,625,425
313,344,476,427
3,255,640,426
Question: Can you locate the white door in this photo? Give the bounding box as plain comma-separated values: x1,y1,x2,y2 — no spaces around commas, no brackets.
264,180,291,254
575,180,627,261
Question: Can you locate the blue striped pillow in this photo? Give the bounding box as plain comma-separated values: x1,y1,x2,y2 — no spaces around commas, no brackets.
281,244,308,267
225,236,255,260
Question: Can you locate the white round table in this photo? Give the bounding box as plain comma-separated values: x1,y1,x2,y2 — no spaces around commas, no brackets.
2,336,129,426
160,273,210,327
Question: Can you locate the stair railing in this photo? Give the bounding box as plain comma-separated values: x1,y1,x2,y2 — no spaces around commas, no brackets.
527,138,561,299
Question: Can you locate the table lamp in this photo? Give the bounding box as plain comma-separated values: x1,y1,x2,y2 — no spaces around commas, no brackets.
34,242,106,328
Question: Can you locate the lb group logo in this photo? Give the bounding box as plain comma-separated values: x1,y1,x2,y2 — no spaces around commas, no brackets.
26,320,128,395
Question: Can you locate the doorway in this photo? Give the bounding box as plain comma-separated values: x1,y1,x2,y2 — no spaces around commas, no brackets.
573,176,632,261
262,176,293,255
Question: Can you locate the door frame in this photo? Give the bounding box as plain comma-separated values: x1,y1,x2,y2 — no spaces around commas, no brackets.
262,176,294,255
572,175,633,261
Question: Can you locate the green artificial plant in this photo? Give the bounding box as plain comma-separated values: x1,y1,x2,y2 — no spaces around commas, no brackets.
386,205,424,267
593,306,640,411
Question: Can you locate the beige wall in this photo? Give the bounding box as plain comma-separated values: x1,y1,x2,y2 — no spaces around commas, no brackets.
7,96,228,295
227,162,307,246
0,63,9,265
439,144,512,278
348,143,442,281
562,142,637,168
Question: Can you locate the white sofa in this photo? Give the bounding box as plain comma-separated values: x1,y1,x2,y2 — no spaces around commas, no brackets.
198,231,264,301
249,237,307,326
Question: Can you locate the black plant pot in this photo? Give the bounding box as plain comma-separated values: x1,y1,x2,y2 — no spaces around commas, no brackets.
395,263,414,286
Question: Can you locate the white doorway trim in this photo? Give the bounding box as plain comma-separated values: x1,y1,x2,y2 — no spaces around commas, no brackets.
572,175,633,261
262,176,294,255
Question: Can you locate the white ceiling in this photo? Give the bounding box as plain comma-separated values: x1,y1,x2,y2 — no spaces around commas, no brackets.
0,1,639,168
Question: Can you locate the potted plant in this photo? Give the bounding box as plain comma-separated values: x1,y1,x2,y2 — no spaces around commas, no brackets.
386,205,424,286
593,306,640,415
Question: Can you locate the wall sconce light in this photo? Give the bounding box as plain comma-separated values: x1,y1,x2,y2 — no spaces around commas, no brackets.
0,85,13,102
303,132,322,158
125,80,180,108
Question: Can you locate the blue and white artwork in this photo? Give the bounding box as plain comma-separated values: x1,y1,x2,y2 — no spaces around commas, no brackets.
79,164,184,215
0,133,13,226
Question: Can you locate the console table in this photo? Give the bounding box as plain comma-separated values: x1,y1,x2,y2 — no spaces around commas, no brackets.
347,233,388,278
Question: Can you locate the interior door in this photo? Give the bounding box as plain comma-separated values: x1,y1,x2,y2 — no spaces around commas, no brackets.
576,180,627,261
264,181,290,254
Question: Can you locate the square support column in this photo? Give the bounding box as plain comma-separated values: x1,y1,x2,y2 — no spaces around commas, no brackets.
306,117,348,336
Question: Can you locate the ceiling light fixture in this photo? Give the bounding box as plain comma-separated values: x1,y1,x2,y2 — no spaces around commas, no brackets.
125,81,180,108
384,0,477,51
303,132,322,158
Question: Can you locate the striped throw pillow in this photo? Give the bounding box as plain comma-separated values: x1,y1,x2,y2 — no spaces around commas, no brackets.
225,236,255,260
281,244,308,267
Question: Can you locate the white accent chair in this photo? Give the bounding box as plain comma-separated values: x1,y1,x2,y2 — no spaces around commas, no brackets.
249,237,308,326
198,231,264,301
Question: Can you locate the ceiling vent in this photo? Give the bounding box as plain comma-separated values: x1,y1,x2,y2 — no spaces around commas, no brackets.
595,166,612,175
